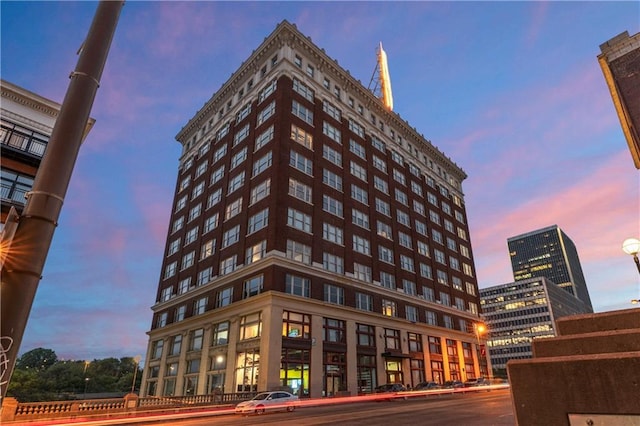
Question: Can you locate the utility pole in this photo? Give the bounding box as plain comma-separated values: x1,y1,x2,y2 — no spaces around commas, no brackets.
0,1,124,400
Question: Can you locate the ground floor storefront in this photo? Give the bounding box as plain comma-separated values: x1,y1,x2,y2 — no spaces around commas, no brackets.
141,293,489,398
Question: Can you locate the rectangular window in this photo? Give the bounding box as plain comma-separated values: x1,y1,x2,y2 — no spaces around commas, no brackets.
323,195,343,217
403,279,416,296
323,252,344,274
352,235,371,255
212,321,229,346
420,262,433,280
380,271,396,289
382,300,397,318
239,312,262,340
293,78,314,102
291,124,313,149
225,197,243,220
170,335,182,356
355,293,373,311
354,263,372,282
200,239,215,260
243,275,264,298
324,283,345,305
395,188,408,205
377,221,392,239
222,225,240,248
348,119,365,138
197,266,212,285
230,147,248,169
179,277,192,294
248,208,269,234
287,208,312,233
217,287,233,308
323,144,342,166
255,125,274,151
398,231,412,249
422,286,435,302
286,240,312,264
290,150,313,175
285,274,311,298
350,161,367,182
375,198,390,216
349,139,366,159
400,254,414,272
292,100,313,125
211,165,225,185
374,175,389,194
372,155,387,173
406,305,418,322
323,169,343,191
393,169,406,185
228,172,246,194
203,213,219,233
323,100,342,121
181,251,195,270
323,317,346,343
426,311,438,326
207,189,222,209
323,222,343,244
379,246,394,264
213,144,227,163
258,79,277,102
192,181,205,199
371,135,387,153
352,209,369,229
233,124,250,146
252,151,272,177
250,178,271,204
257,100,276,126
415,220,427,236
351,184,368,205
323,121,341,143
219,255,237,275
288,178,312,203
194,297,207,315
245,240,266,264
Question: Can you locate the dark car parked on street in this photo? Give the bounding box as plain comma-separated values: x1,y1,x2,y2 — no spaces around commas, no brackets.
464,377,490,387
374,383,407,393
443,380,464,389
413,381,441,391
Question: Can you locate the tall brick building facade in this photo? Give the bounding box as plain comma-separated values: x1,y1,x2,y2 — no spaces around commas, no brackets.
140,21,487,398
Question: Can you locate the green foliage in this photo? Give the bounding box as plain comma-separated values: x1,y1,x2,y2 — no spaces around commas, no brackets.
7,349,143,402
15,348,58,372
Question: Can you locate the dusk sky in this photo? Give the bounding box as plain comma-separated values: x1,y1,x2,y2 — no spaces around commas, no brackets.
2,1,638,363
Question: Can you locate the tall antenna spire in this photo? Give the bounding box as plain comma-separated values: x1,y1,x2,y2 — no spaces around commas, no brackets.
378,42,393,111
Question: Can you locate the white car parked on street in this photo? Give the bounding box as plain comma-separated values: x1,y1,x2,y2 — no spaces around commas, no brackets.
234,391,299,415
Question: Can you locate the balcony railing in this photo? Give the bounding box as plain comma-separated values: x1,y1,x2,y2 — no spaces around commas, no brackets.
1,124,48,159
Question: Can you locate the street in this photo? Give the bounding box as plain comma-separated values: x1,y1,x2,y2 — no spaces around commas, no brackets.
135,389,514,426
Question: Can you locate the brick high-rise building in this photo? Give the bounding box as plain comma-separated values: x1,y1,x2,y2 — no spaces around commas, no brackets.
140,21,486,399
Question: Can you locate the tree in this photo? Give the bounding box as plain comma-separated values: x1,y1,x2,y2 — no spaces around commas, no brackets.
15,348,58,372
7,349,144,402
6,368,53,402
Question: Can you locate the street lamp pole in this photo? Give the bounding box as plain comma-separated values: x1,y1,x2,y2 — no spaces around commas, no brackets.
0,1,123,400
131,355,141,393
474,323,488,378
622,238,640,304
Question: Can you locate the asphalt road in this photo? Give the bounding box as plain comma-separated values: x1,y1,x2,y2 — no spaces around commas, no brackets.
142,388,515,426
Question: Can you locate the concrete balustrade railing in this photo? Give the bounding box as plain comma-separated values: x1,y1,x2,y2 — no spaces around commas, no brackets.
0,391,253,423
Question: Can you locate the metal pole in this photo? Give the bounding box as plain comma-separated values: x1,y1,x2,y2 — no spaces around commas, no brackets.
0,1,124,400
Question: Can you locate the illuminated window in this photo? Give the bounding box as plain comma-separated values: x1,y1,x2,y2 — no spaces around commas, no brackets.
239,312,262,340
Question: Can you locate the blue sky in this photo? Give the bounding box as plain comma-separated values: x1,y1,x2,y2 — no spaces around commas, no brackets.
2,1,638,362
